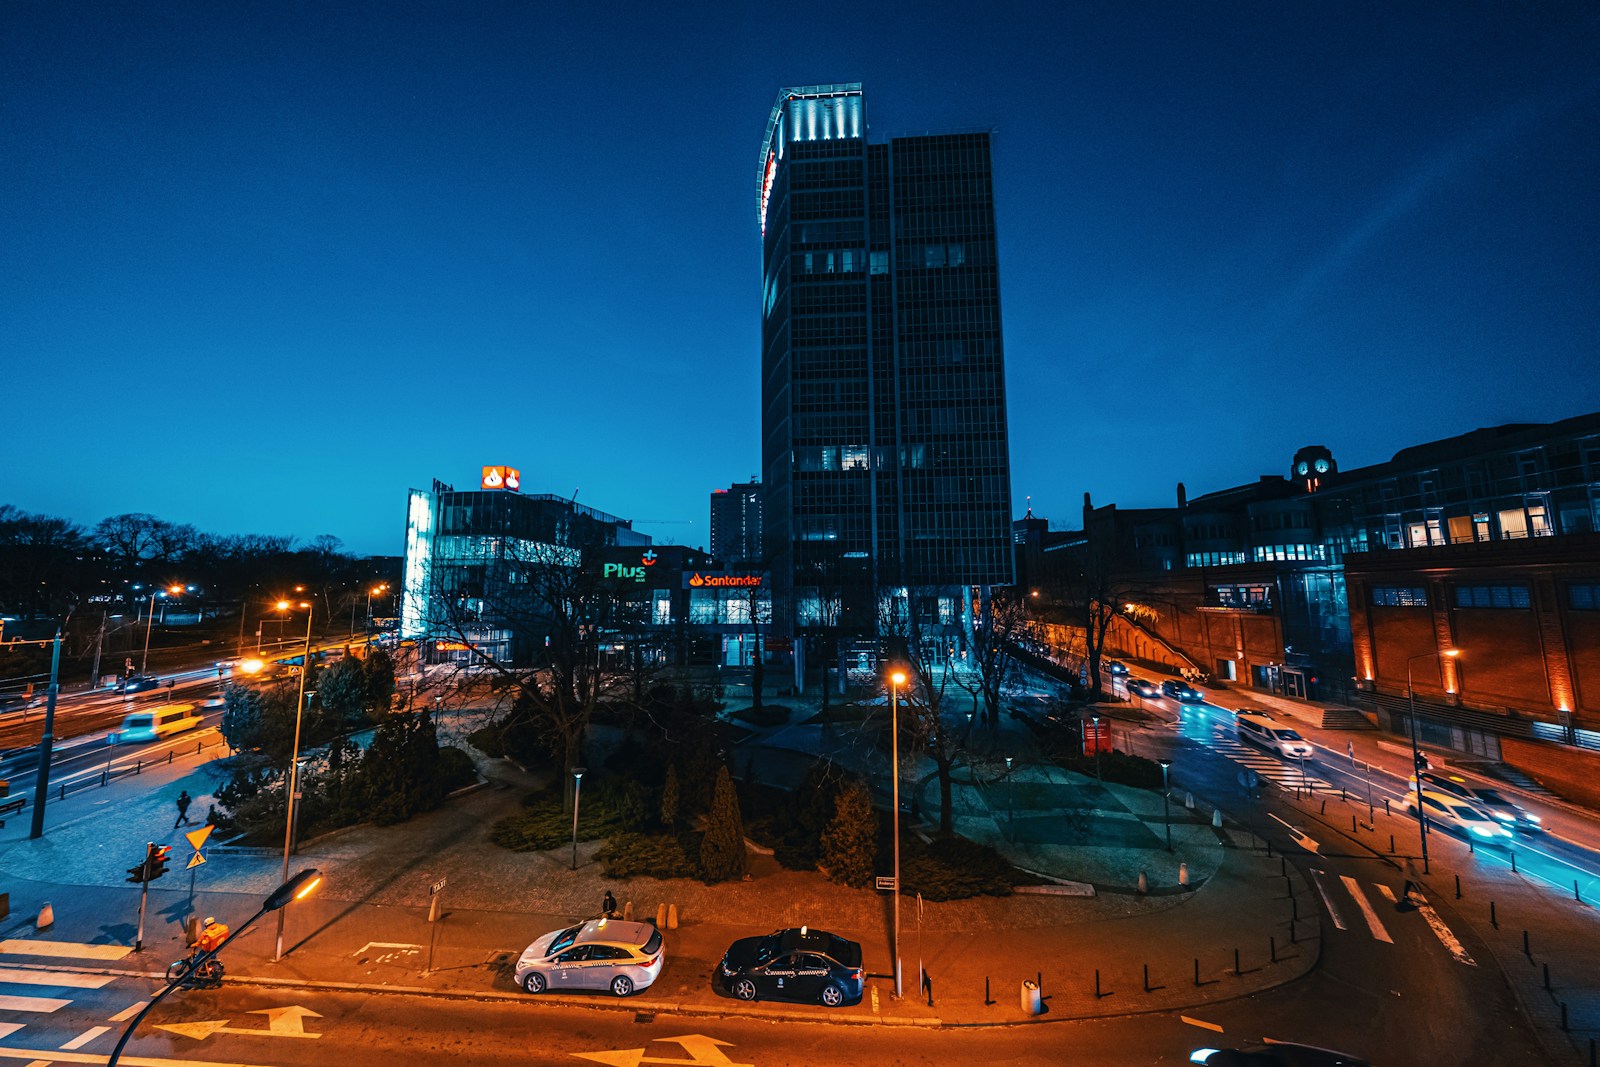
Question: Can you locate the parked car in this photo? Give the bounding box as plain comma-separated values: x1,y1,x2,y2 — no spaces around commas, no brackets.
1161,679,1204,703
1190,1042,1370,1065
1403,789,1513,841
514,918,664,997
718,926,864,1007
1126,677,1158,698
1235,712,1315,760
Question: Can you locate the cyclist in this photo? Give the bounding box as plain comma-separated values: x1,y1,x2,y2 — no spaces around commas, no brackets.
196,916,230,954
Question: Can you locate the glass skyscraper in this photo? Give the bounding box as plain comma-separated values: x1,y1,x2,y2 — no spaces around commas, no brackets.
758,84,1013,638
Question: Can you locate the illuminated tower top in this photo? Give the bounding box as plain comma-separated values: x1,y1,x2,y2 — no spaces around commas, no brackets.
757,83,864,234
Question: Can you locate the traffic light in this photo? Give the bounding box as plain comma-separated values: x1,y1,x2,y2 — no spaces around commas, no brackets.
147,844,172,881
126,846,150,884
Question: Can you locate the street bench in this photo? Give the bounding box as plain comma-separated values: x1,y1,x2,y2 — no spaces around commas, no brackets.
0,797,26,817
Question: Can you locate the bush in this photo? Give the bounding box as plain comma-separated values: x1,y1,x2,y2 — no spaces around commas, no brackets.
597,832,701,879
698,766,746,883
490,779,631,852
900,835,1040,901
437,746,479,793
819,778,876,887
1057,749,1166,789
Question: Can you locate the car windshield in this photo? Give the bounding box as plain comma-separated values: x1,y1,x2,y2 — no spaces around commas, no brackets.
548,925,583,954
753,936,781,965
125,715,151,727
1473,788,1510,805
1276,729,1304,741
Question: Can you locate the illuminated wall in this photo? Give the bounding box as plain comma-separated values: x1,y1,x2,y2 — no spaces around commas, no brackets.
400,488,436,638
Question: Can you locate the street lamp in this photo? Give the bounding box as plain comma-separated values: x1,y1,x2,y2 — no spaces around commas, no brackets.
889,668,906,999
1158,759,1173,851
274,602,315,962
366,583,389,635
571,766,587,870
138,589,161,675
1406,648,1460,875
109,868,322,1066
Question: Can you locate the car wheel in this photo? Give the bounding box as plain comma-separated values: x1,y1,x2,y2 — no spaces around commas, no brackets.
819,982,845,1007
611,975,634,997
522,972,545,994
732,977,758,1001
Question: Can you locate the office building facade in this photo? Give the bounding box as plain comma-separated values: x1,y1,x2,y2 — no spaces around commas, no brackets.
709,480,763,565
758,84,1013,644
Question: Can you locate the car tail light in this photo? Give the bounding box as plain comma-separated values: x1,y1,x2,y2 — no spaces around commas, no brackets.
850,968,863,982
641,956,659,968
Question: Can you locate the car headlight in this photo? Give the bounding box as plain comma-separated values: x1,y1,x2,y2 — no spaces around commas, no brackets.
1190,1051,1220,1065
720,962,735,976
1471,825,1494,837
1526,814,1542,823
1492,811,1514,821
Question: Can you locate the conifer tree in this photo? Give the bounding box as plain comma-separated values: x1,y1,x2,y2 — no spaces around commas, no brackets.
660,764,680,829
820,777,877,888
699,765,746,882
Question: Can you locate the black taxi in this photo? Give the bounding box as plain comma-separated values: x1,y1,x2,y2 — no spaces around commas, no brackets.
717,926,864,1007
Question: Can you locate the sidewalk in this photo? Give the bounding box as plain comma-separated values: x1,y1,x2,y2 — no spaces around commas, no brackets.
0,723,1320,1027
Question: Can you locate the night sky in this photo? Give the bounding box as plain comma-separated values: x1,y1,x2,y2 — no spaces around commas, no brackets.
4,2,1597,556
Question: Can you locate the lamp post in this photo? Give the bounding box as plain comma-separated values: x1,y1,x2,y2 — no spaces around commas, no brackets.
570,767,587,870
274,602,315,963
1005,755,1014,831
890,669,906,999
366,583,388,636
1158,759,1173,851
110,869,322,1066
1405,648,1460,875
138,590,158,675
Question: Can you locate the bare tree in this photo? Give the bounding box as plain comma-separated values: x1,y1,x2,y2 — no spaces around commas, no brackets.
949,589,1025,734
897,588,975,836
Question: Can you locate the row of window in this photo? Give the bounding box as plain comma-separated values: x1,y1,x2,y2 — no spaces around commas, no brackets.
1371,581,1600,610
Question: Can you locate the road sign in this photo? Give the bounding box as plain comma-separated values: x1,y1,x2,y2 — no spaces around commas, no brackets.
186,852,206,870
429,877,447,896
876,876,896,891
185,825,214,851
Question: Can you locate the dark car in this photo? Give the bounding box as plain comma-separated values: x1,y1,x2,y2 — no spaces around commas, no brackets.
718,927,864,1007
118,675,159,695
1106,660,1129,675
1162,679,1204,703
1126,677,1158,698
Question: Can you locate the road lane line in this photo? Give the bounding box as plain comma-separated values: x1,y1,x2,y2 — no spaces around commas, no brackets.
110,1000,149,1023
1413,895,1477,966
0,940,130,961
60,1027,109,1050
0,967,115,989
1309,870,1347,930
1181,1016,1223,1032
0,1025,22,1040
0,1048,278,1067
0,995,69,1013
1339,875,1393,943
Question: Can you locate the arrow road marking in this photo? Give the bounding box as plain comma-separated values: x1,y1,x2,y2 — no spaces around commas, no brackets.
156,1006,321,1041
1338,875,1393,943
574,1034,752,1067
1268,812,1321,854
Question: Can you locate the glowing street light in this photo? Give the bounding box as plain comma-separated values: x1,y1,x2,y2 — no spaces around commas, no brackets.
1406,648,1460,875
274,601,315,962
889,668,906,998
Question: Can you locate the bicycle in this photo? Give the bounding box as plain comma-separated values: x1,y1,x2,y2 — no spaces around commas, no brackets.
166,952,225,989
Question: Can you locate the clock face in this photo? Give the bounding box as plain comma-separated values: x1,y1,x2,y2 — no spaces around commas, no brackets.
1313,458,1330,474
1295,461,1309,476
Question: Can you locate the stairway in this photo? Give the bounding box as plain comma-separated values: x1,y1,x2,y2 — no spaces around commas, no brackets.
1482,763,1564,801
1319,706,1377,731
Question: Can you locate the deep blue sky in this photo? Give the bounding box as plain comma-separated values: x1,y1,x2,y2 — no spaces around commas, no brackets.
4,2,1598,555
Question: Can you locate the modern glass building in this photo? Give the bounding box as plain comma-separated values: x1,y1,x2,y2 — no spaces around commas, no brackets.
758,84,1013,641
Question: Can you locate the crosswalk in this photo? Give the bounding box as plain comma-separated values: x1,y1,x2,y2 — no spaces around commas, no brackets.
1206,726,1326,794
0,938,139,1055
1308,870,1475,965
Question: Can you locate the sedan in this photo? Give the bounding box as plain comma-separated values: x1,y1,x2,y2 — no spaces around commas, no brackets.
118,675,159,695
1161,679,1205,703
1467,786,1543,833
1404,790,1513,842
718,927,864,1007
1126,677,1158,699
514,918,664,997
1191,1043,1370,1066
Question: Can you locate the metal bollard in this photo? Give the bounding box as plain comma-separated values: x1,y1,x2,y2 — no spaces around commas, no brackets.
1511,850,1517,874
1384,799,1391,817
1455,874,1461,899
1578,880,1583,904
1523,930,1530,957
1352,815,1357,832
1320,800,1326,814
1389,834,1395,853
1270,936,1277,963
1143,963,1150,992
984,976,992,1005
58,784,64,801
1234,948,1241,977
1094,968,1102,998
136,760,141,774
1193,958,1200,986
1490,901,1498,929
1340,788,1346,802
168,750,173,764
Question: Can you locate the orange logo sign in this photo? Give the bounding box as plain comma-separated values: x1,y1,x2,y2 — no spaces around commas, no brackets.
481,466,521,492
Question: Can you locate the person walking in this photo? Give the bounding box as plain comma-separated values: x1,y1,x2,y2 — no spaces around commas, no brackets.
1347,739,1355,765
174,790,193,828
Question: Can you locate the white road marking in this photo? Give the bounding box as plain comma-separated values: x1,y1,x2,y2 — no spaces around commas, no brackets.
0,967,115,989
1339,875,1393,943
1181,1016,1224,1032
1413,895,1478,967
1309,869,1347,930
61,1026,110,1050
0,1025,23,1040
0,995,69,1013
110,1000,149,1023
0,1048,281,1067
0,940,130,961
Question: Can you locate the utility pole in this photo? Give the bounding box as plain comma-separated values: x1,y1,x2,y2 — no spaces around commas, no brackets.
89,614,105,687
28,631,63,840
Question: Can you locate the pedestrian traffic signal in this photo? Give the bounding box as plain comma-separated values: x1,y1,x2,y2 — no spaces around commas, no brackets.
147,844,172,881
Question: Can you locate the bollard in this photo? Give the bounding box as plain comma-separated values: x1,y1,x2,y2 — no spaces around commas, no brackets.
1137,871,1148,895
655,903,667,928
1544,963,1550,991
58,784,64,801
136,760,141,775
1094,968,1101,998
1270,936,1277,963
1384,799,1391,817
985,976,992,1006
1523,930,1530,957
1511,850,1517,874
1340,787,1346,802
1234,948,1240,977
101,770,107,786
1212,808,1222,830
1490,901,1498,929
1469,838,1474,854
1193,958,1200,986
1455,874,1461,900
667,903,679,930
1389,834,1395,854
1185,791,1195,810
1319,800,1326,815
1280,857,1286,876
1143,963,1149,992
1352,815,1357,832
1179,863,1190,888
168,750,173,764
36,902,54,930
623,900,634,921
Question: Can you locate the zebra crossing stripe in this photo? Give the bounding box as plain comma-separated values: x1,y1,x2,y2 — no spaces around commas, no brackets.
1309,870,1347,930
0,941,130,962
1338,875,1393,943
61,1027,110,1050
1374,884,1476,966
0,968,115,989
0,995,69,1014
0,1024,22,1040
